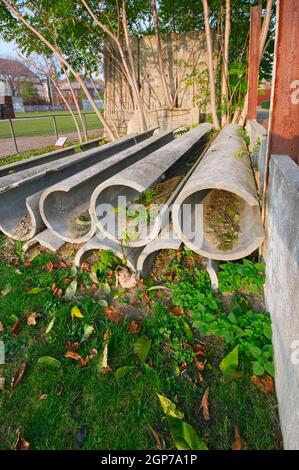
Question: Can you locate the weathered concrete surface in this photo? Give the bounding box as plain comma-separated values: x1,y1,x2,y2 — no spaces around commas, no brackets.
246,119,268,201
136,238,181,277
23,229,65,253
0,136,105,178
264,155,299,450
172,124,264,260
0,130,155,240
40,130,174,244
91,124,212,247
74,234,142,271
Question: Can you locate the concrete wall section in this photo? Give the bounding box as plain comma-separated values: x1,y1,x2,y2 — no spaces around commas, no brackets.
265,155,299,450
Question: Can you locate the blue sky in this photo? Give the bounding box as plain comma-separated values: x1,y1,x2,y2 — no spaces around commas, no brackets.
0,39,18,58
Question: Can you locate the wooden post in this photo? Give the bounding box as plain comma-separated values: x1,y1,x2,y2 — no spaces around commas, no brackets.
247,5,261,120
8,119,18,155
268,0,299,164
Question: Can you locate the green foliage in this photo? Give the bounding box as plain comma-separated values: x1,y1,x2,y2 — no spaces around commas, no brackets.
91,249,118,280
237,128,250,146
218,260,265,294
261,100,270,109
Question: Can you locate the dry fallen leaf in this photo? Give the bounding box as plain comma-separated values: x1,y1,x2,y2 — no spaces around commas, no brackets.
169,305,184,316
45,262,54,272
104,305,124,324
231,426,246,450
66,341,80,352
11,362,27,389
116,268,138,289
0,376,5,391
14,429,30,450
11,318,24,336
195,360,206,371
103,329,111,342
199,387,210,421
142,292,150,304
26,312,41,326
0,321,4,332
85,348,98,364
39,394,48,400
147,425,163,449
64,351,87,366
192,343,206,356
80,262,90,272
128,320,141,333
251,374,275,394
23,261,31,268
58,261,67,269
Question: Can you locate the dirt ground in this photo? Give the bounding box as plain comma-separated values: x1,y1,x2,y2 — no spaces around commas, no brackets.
0,128,102,158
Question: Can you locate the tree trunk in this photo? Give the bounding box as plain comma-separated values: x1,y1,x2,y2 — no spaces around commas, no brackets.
81,0,149,132
201,0,220,130
63,68,88,141
151,0,172,108
1,0,116,140
238,0,273,126
221,0,231,126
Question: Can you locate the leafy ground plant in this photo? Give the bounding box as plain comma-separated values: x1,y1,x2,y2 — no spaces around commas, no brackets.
0,242,280,450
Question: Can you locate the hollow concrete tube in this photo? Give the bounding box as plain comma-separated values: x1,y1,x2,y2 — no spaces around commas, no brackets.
90,124,213,248
172,124,264,261
39,130,175,244
0,129,156,241
74,234,142,271
23,229,65,253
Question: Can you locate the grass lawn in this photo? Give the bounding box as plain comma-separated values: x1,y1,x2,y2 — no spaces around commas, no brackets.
0,111,103,139
0,237,280,450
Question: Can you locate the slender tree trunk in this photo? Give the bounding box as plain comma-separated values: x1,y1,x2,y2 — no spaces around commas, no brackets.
201,0,220,130
81,0,149,132
1,0,116,140
89,74,119,138
238,0,273,126
221,0,231,126
50,77,83,144
151,0,172,108
121,0,148,131
63,68,88,141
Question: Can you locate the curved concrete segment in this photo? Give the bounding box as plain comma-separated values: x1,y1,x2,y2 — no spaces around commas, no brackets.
91,123,213,248
74,234,142,272
172,124,264,261
39,130,174,244
0,130,156,241
23,229,65,253
137,238,181,277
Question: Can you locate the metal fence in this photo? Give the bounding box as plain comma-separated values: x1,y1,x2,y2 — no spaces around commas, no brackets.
0,111,103,155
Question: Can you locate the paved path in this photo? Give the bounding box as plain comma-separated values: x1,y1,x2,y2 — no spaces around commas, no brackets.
0,128,102,158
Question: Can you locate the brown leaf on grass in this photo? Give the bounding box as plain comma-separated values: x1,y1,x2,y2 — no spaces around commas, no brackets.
26,312,41,326
128,320,141,333
80,262,90,272
11,362,27,389
66,341,80,352
23,261,31,267
199,388,210,421
195,360,206,371
63,278,71,284
39,394,48,400
192,343,206,356
169,305,184,316
85,348,98,364
116,268,138,289
14,429,30,450
134,370,142,379
231,426,246,450
11,318,24,336
0,321,4,332
251,374,275,394
45,262,54,272
0,376,5,391
58,261,67,269
56,288,63,298
147,425,163,449
142,292,150,304
104,305,124,324
51,283,63,298
103,329,111,342
64,351,87,366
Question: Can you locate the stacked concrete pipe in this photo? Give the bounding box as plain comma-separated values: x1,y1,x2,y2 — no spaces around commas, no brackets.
39,130,174,244
90,123,213,248
172,124,264,261
0,129,156,240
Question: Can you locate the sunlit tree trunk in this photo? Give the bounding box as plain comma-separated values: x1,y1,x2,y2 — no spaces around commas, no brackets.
221,0,231,126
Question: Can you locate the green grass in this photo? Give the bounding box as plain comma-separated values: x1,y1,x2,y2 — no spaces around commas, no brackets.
0,240,279,450
0,111,103,139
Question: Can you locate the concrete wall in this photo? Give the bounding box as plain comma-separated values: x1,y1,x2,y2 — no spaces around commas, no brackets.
264,155,299,450
104,31,211,134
